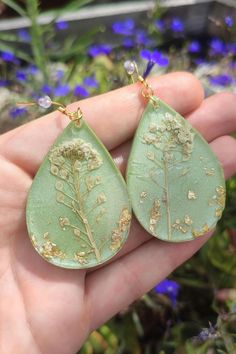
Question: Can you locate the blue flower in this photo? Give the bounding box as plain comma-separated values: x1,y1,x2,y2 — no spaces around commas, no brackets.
155,279,180,306
112,18,135,36
188,40,201,53
42,84,53,95
135,29,151,46
141,49,169,77
56,70,65,81
123,37,135,48
54,84,70,97
74,85,89,97
27,65,39,75
18,29,31,42
10,107,28,119
171,18,184,33
83,76,99,89
210,74,233,87
56,21,69,30
194,58,206,65
197,323,218,342
16,70,27,82
210,38,226,55
0,79,9,87
1,51,17,63
227,42,236,55
88,44,112,57
155,19,166,32
225,16,234,28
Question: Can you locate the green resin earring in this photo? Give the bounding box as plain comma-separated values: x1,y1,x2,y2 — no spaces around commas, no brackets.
125,61,226,242
22,97,131,269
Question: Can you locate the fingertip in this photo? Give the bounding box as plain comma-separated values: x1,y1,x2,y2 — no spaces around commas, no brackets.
150,71,204,115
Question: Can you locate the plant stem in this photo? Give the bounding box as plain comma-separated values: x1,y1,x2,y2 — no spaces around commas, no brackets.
26,0,48,81
163,159,172,240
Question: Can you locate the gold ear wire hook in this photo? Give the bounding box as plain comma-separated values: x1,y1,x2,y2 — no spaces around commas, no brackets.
17,97,83,126
124,60,158,108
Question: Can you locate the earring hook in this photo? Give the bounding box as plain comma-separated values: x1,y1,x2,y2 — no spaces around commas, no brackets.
124,60,158,107
17,95,83,125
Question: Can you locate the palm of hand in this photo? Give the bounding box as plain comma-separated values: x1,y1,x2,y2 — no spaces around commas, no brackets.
0,73,236,354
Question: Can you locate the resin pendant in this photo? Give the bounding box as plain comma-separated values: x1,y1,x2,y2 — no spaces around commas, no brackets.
127,96,226,242
27,120,131,268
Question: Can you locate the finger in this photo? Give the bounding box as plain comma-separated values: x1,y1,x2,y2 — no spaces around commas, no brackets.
210,135,236,179
86,233,211,331
0,73,203,176
187,92,236,142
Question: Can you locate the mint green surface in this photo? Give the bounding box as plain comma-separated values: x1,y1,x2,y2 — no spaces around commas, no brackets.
27,120,131,269
127,97,226,242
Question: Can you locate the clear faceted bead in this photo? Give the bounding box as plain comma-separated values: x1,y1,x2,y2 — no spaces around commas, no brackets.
38,95,52,109
124,60,136,75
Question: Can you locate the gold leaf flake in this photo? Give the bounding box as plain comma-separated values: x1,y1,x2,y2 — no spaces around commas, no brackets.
110,208,131,251
40,234,66,259
192,224,210,238
149,199,161,233
74,251,88,264
140,191,147,203
188,190,197,200
97,193,107,205
184,215,193,225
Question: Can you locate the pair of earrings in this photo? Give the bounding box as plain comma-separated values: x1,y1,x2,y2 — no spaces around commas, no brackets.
24,62,226,269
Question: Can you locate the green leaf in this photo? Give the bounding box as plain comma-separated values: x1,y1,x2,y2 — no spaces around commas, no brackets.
26,119,131,269
0,32,18,42
26,0,48,80
127,97,226,242
2,0,26,17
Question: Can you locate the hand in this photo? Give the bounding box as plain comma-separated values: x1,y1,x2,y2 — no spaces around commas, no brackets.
0,73,235,354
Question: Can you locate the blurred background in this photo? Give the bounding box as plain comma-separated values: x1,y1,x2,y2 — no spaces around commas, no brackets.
0,0,235,353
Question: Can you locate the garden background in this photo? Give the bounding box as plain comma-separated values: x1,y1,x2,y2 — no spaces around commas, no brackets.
0,0,235,353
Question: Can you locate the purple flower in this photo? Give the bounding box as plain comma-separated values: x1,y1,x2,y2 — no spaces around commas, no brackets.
0,79,9,87
112,18,135,36
123,37,135,48
194,58,206,65
56,21,69,30
18,29,31,42
141,49,169,77
16,70,27,82
210,74,233,87
155,19,165,32
225,16,234,28
42,84,53,95
56,70,65,81
10,107,28,119
135,29,150,46
227,42,236,55
83,76,99,89
54,84,70,97
88,44,112,58
1,51,17,63
74,85,89,97
27,65,38,75
155,279,180,306
210,38,226,55
188,40,201,53
197,323,218,342
171,18,184,33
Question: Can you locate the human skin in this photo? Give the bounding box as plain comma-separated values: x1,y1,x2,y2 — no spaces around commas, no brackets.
0,72,236,354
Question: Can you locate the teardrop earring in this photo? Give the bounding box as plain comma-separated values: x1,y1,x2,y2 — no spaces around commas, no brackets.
125,61,226,242
20,97,131,269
